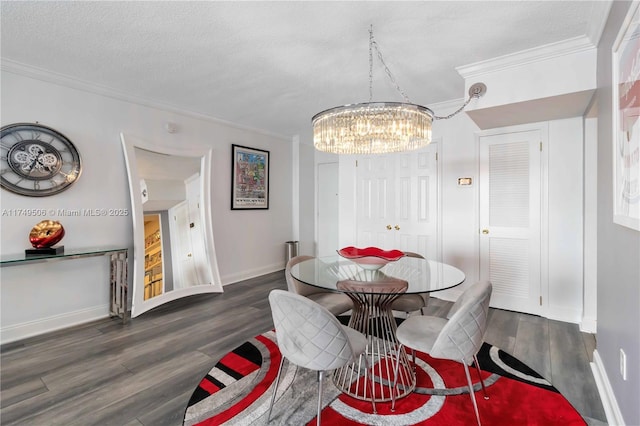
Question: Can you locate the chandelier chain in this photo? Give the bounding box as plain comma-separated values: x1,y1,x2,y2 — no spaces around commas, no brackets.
369,25,411,103
433,83,485,120
369,27,374,102
433,95,474,120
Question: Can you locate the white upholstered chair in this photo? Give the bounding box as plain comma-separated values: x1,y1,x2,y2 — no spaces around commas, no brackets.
391,280,492,426
390,251,430,316
267,289,376,425
285,255,353,316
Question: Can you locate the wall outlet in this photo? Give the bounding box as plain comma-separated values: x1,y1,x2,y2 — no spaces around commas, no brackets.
620,348,627,381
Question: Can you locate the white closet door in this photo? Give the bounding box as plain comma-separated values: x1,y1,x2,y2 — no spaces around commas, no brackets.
356,155,396,249
479,131,541,315
317,163,339,257
355,145,438,256
393,147,438,257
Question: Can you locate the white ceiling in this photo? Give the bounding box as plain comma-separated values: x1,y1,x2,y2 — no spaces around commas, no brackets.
1,1,609,141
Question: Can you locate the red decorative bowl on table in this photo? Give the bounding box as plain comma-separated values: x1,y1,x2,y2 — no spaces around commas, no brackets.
337,246,405,270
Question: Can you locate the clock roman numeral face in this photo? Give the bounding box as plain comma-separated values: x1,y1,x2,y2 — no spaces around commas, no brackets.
0,123,82,197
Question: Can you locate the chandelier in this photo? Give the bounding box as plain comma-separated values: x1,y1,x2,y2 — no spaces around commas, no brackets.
312,26,486,155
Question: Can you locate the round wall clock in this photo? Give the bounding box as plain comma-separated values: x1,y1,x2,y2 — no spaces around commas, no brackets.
1,123,82,197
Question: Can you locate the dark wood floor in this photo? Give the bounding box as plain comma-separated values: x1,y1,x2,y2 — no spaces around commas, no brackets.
1,271,607,425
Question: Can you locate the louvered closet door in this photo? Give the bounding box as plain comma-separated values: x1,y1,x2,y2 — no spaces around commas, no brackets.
479,131,541,315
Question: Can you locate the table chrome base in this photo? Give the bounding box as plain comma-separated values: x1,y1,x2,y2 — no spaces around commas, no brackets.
333,288,416,402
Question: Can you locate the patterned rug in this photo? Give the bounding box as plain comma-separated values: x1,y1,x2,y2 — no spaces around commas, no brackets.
183,329,586,425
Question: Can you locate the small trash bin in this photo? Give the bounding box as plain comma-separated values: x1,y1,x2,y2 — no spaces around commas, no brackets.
285,240,299,264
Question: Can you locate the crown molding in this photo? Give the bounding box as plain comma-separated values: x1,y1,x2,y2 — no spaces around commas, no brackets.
1,58,290,141
456,35,596,80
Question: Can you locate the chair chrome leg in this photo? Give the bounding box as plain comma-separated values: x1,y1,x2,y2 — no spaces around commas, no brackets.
317,370,324,426
290,365,298,398
463,361,482,426
267,356,286,422
473,354,489,400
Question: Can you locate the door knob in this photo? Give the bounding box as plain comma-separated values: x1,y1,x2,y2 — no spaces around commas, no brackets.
482,229,489,234
394,225,400,231
386,225,392,230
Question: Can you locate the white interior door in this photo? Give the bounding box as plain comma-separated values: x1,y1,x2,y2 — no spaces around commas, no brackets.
356,155,396,249
479,130,541,315
169,200,197,289
317,163,339,257
394,147,439,257
356,145,439,257
186,175,207,284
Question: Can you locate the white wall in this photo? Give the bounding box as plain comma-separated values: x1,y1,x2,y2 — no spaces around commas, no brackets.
456,34,594,323
459,37,597,130
298,142,316,256
593,2,640,424
1,70,293,343
329,105,585,321
547,117,584,323
583,115,598,333
434,113,585,321
435,104,481,300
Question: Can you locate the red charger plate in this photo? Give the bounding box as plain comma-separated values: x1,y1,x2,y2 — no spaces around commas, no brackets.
338,246,405,260
337,246,405,270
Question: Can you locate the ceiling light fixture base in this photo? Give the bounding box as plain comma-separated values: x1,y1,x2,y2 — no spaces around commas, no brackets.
469,83,487,99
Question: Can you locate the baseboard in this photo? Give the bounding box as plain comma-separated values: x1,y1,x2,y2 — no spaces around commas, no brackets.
0,305,110,345
221,262,283,286
546,305,582,324
591,349,625,426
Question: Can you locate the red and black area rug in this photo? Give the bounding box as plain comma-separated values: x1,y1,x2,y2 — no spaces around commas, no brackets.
183,330,586,425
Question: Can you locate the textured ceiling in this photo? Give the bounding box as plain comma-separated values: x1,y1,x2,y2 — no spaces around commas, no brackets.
1,1,608,141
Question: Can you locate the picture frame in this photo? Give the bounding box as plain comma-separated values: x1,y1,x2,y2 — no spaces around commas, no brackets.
231,144,269,210
612,0,640,231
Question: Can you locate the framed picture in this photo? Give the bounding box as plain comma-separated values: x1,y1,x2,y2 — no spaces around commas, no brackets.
612,0,640,231
231,144,269,210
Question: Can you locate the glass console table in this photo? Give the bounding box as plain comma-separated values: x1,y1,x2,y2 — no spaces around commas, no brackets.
0,247,129,323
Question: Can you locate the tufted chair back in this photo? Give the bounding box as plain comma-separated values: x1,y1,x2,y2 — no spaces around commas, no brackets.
269,289,358,371
431,280,492,365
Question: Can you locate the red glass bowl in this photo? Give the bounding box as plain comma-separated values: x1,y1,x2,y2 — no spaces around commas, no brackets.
337,246,405,270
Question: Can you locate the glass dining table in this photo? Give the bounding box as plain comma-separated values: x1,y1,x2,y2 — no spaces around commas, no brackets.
290,255,465,403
